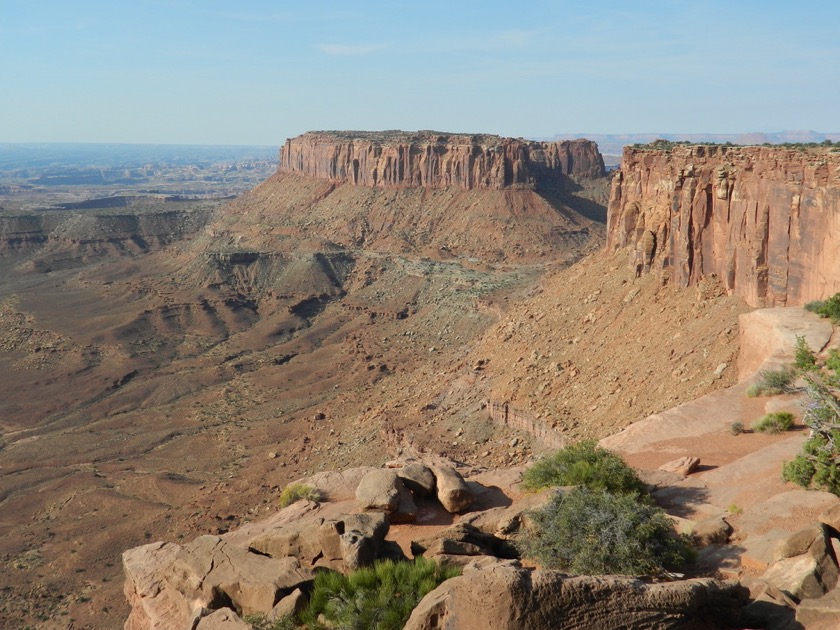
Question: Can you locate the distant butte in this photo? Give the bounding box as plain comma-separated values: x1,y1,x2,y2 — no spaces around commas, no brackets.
279,130,606,190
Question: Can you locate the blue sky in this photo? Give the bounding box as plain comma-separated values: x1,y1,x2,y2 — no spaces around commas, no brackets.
1,1,837,145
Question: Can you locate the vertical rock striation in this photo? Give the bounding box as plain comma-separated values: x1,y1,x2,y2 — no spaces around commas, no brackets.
607,144,840,307
278,131,605,190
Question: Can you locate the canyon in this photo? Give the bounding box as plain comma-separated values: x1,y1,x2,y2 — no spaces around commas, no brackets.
1,133,839,628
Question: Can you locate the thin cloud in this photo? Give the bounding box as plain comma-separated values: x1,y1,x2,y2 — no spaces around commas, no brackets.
318,43,386,56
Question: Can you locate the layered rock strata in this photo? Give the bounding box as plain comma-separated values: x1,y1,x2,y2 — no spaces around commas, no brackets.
607,144,840,307
279,131,605,189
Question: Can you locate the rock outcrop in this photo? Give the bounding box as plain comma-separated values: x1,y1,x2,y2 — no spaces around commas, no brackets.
404,560,746,630
607,143,840,306
279,131,605,190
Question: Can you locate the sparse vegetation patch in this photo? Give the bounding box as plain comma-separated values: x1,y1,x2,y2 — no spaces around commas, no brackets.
746,367,795,397
752,412,795,435
278,483,322,507
805,292,840,323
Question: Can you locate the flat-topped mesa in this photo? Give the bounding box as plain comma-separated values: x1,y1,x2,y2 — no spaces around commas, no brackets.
278,131,605,190
607,143,840,307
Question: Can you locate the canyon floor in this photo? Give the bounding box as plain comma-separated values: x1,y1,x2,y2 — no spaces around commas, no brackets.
0,169,772,629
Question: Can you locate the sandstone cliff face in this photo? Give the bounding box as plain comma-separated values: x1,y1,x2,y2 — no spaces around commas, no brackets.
607,144,840,307
279,131,605,189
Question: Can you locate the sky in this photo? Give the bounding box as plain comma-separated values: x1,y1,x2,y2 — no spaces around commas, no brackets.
1,0,838,145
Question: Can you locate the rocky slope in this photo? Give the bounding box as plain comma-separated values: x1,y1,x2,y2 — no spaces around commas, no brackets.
279,131,605,189
607,144,840,307
122,306,840,630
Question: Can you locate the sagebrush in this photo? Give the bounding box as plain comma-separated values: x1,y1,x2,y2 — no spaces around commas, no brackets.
518,487,693,576
746,367,795,397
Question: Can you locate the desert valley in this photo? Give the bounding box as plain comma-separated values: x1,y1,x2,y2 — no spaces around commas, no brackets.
2,132,840,629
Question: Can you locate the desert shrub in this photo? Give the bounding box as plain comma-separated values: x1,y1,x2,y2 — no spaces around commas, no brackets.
814,292,840,322
729,421,745,435
522,440,647,497
794,335,819,372
825,349,840,386
278,483,322,507
752,412,795,434
747,367,795,397
783,377,840,495
518,487,693,576
300,557,460,630
804,300,825,313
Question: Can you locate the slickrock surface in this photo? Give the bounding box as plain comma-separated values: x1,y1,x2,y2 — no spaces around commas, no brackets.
601,307,840,580
607,144,840,307
405,561,744,630
279,131,605,189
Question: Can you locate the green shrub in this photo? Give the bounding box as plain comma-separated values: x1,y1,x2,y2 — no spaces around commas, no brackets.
729,421,745,435
804,300,825,313
825,349,840,386
794,335,819,372
301,558,460,630
747,367,795,397
752,412,795,434
278,483,322,507
518,487,693,576
522,440,647,496
815,293,840,322
783,377,840,495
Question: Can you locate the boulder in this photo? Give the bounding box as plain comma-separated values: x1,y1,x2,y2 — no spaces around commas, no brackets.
430,466,473,513
195,608,250,630
461,489,551,538
404,561,746,630
293,466,378,501
410,523,518,562
268,588,307,622
738,576,799,630
657,456,700,477
761,525,839,600
123,541,188,630
392,481,419,523
356,469,405,512
818,499,840,533
397,463,436,497
166,535,312,617
796,586,840,629
250,511,389,571
692,517,733,547
248,518,326,563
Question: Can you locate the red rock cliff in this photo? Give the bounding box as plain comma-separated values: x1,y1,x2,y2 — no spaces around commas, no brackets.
607,144,840,307
278,131,605,189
